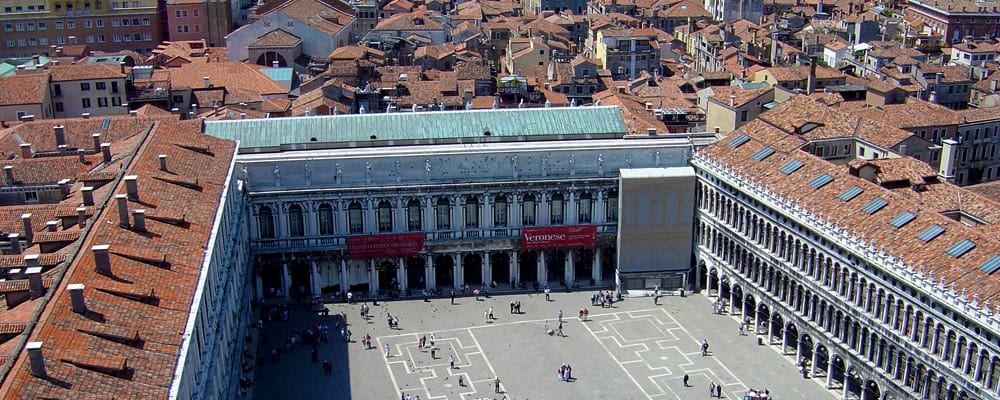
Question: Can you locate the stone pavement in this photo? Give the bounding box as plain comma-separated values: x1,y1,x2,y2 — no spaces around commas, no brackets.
251,291,837,400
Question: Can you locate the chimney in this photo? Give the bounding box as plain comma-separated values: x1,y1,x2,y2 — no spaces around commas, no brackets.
240,113,247,119
20,213,33,245
68,284,87,313
58,178,71,197
272,60,279,68
45,220,58,232
992,79,998,92
101,143,112,163
25,342,46,378
929,91,937,103
53,125,65,147
81,186,94,206
116,194,130,228
729,93,736,107
646,128,657,136
20,143,33,159
26,266,43,298
93,244,111,275
8,233,21,254
124,175,138,200
714,126,721,133
807,57,818,95
132,210,146,232
57,144,68,154
119,61,126,74
935,72,942,87
203,76,210,88
77,207,87,227
159,154,168,171
20,115,34,122
81,112,90,119
24,253,39,267
4,165,14,184
92,133,101,152
899,144,908,155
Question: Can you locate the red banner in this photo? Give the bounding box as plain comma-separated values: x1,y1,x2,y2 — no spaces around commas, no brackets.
347,233,425,258
521,225,597,249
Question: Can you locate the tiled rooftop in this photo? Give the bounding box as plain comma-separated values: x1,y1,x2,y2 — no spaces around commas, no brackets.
0,74,49,108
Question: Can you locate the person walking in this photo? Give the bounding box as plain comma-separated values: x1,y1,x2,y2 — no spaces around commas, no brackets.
709,382,716,398
495,376,502,393
544,287,551,301
449,354,456,369
451,290,455,305
716,382,722,398
488,306,494,320
683,373,689,387
385,344,391,357
557,309,563,323
557,321,564,337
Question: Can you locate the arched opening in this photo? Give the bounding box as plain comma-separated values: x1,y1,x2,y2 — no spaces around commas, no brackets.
377,200,393,232
601,245,616,282
493,194,508,227
434,255,454,288
784,322,798,355
719,276,731,301
800,335,814,377
260,261,283,298
406,198,423,231
348,201,364,234
546,249,567,285
317,203,334,235
575,248,594,286
258,205,275,238
405,255,425,291
463,253,483,288
708,268,720,296
287,204,304,237
744,295,757,326
846,367,862,398
770,313,784,346
289,261,312,301
732,285,744,315
519,251,538,286
436,197,451,230
830,356,846,390
490,252,510,287
255,51,287,67
376,259,397,296
550,193,565,224
815,345,830,378
863,379,880,400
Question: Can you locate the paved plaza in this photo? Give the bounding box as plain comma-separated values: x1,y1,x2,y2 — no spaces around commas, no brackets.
250,290,836,400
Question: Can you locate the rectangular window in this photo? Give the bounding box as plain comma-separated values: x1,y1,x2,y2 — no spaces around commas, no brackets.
194,24,199,32
38,22,45,30
132,2,139,7
132,33,140,41
27,38,36,46
175,10,181,17
97,97,108,107
66,20,74,28
111,19,119,27
131,18,138,25
95,19,103,27
97,34,105,43
3,23,11,32
55,102,64,112
121,18,129,26
740,110,748,122
143,32,151,41
176,25,183,33
24,192,39,203
84,20,91,28
5,39,14,47
111,96,121,106
27,22,35,31
95,81,106,90
123,34,131,42
86,35,94,43
80,82,90,91
15,22,24,31
193,9,198,16
142,17,149,25
53,84,61,96
81,98,91,108
113,33,121,42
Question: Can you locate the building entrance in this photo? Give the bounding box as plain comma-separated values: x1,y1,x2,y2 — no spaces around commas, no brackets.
519,251,538,287
463,254,483,288
490,252,510,288
289,262,312,301
434,255,454,289
377,260,397,296
406,256,425,290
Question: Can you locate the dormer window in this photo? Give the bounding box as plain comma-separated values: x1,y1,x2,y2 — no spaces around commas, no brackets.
413,17,424,25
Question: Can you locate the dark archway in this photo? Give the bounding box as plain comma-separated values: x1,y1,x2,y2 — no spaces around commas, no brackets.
406,255,425,290
863,380,880,400
520,251,538,286
255,51,287,67
490,252,510,288
435,255,454,289
377,259,397,296
464,253,483,288
601,245,616,282
576,248,594,286
732,285,744,314
289,261,312,301
260,262,283,298
814,345,830,378
547,249,567,285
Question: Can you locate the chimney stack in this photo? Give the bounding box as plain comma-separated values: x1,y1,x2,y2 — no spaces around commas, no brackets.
20,143,33,159
101,143,112,163
729,93,736,107
203,76,210,88
92,133,101,152
92,244,111,275
5,165,14,184
68,284,86,313
116,194,130,228
26,266,43,298
8,233,21,254
159,154,168,171
992,79,998,92
45,220,58,232
900,144,908,155
132,210,146,232
124,175,138,200
935,72,942,87
81,113,90,119
81,186,94,206
25,342,46,378
77,207,87,227
272,60,279,68
646,128,657,136
53,125,65,147
24,253,39,267
807,57,818,95
21,213,33,244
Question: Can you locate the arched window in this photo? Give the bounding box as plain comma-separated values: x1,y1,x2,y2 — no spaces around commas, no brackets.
436,197,451,229
317,203,334,235
377,200,393,232
550,193,564,224
606,189,618,222
406,198,422,231
464,195,479,228
522,194,536,226
493,194,508,227
287,204,304,237
348,201,363,234
578,192,592,223
258,205,275,238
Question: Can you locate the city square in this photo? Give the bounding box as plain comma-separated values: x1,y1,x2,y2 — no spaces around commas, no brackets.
251,290,837,400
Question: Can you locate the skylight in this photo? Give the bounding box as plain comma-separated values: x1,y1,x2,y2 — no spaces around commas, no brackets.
861,198,888,214
888,211,916,228
752,147,775,161
808,173,834,189
945,239,976,258
978,255,1000,274
779,159,804,174
728,134,750,148
838,186,863,202
917,224,945,242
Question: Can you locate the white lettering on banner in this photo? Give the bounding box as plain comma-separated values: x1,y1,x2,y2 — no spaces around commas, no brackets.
524,234,566,242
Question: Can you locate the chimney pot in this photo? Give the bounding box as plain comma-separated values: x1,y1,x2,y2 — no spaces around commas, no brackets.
714,126,721,133
53,125,65,147
5,165,14,184
24,253,39,267
132,210,146,232
92,133,102,152
124,175,138,200
68,284,87,314
240,113,247,119
20,213,33,245
26,266,43,298
272,60,279,68
92,244,111,275
159,154,168,171
128,110,137,117
77,207,87,228
57,144,68,154
992,79,998,92
25,342,46,378
116,194,130,228
81,186,95,206
8,233,22,254
45,220,58,232
647,128,657,135
81,112,90,119
20,114,34,122
203,76,210,88
20,143,33,159
101,143,112,163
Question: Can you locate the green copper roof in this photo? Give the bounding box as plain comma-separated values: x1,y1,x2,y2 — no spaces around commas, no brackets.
203,106,628,151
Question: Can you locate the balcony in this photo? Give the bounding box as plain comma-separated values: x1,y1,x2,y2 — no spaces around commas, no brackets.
128,80,170,101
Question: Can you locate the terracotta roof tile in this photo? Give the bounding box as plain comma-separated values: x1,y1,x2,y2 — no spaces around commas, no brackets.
0,253,68,268
0,204,60,235
48,64,126,82
0,74,49,108
0,154,103,186
248,29,302,48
